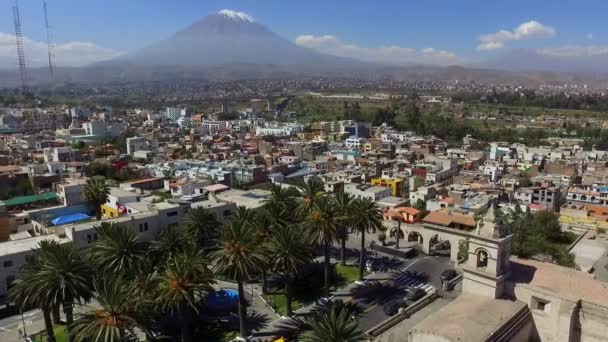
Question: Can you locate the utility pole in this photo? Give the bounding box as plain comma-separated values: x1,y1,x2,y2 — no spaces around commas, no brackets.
43,0,55,78
12,0,30,95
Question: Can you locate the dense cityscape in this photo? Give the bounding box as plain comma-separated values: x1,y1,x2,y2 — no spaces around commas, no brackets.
2,2,608,342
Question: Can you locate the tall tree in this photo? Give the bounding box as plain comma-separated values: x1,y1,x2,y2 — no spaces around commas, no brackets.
83,175,110,219
334,191,355,266
156,246,214,342
267,226,312,316
70,277,140,342
299,305,365,342
10,241,65,342
88,222,147,276
296,178,325,220
213,222,266,339
351,198,384,281
182,207,219,247
25,242,94,342
305,196,340,297
150,225,189,262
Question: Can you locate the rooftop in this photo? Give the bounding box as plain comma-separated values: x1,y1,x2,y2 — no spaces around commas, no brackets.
409,294,527,342
509,257,608,305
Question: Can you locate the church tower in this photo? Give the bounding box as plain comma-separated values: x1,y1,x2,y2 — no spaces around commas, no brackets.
462,204,512,299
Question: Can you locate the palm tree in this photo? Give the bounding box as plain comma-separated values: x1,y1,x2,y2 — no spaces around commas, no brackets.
213,221,266,339
267,226,312,316
182,207,218,247
334,191,355,266
299,305,366,342
305,196,340,297
10,241,94,342
351,198,384,281
156,246,214,342
230,206,255,225
265,183,298,213
83,175,110,219
70,276,140,342
150,225,189,262
296,178,325,220
88,222,147,276
27,242,93,342
10,241,61,342
250,209,275,294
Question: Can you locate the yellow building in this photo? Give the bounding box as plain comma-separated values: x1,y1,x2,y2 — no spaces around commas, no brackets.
100,204,121,219
371,177,405,197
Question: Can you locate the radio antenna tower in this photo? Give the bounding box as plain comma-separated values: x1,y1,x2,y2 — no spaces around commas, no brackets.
42,0,54,78
12,0,30,94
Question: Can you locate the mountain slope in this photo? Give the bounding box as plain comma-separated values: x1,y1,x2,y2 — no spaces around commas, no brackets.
116,9,353,66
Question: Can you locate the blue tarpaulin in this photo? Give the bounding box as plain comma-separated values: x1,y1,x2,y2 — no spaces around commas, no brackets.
51,213,90,226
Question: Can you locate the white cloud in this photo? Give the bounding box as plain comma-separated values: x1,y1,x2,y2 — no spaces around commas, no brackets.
587,33,594,40
295,34,465,66
0,32,123,68
537,45,608,57
477,20,555,50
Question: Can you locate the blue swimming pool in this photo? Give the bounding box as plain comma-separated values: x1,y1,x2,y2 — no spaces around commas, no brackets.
205,289,239,311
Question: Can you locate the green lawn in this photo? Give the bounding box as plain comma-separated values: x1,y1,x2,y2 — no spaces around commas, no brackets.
335,264,369,287
265,293,305,316
32,324,68,342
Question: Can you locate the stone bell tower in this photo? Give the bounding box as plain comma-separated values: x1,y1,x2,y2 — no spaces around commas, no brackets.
462,204,512,299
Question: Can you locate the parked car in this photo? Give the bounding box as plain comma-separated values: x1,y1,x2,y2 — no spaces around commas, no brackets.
406,288,426,301
440,269,459,281
383,298,407,316
366,259,378,272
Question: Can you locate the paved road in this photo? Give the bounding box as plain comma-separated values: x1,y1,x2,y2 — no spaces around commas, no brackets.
0,309,41,341
0,302,100,341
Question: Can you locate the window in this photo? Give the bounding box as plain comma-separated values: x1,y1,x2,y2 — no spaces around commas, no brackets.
166,211,178,217
3,260,13,268
139,222,149,232
476,250,488,268
531,297,550,312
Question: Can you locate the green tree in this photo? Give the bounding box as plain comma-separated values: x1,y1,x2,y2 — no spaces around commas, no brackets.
88,222,148,276
334,191,355,266
182,207,219,247
297,178,325,220
267,226,312,316
10,241,69,342
157,246,214,341
150,225,189,262
213,221,266,339
350,198,384,281
299,305,365,342
83,176,110,219
71,277,140,342
305,196,340,297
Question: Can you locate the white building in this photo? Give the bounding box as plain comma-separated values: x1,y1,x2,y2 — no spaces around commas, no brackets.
165,107,187,121
256,123,303,137
126,137,159,155
345,137,365,149
0,201,185,304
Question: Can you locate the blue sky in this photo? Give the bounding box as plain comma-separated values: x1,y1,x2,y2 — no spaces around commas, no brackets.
1,0,607,67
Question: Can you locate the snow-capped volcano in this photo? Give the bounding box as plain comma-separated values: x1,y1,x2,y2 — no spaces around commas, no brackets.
218,9,255,23
116,9,351,66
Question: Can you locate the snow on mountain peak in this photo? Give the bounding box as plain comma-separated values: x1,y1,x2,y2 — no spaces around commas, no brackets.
218,9,255,23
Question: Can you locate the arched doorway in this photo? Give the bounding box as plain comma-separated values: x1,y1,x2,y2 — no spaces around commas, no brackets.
390,226,405,239
429,234,451,257
408,231,423,245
